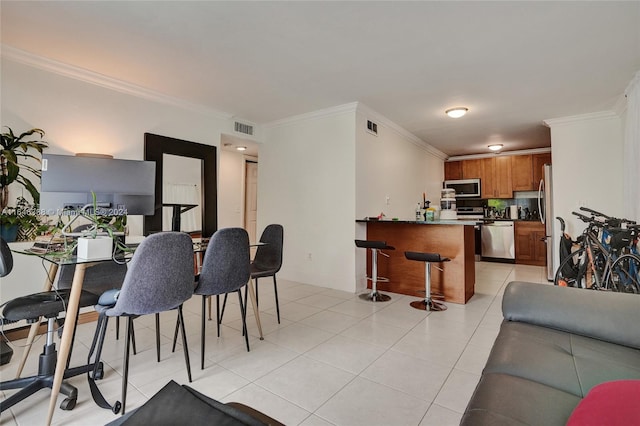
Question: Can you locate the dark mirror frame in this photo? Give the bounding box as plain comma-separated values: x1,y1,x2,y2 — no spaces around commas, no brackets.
143,133,217,237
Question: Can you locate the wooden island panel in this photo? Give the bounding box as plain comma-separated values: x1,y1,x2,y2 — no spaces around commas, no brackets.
365,222,475,304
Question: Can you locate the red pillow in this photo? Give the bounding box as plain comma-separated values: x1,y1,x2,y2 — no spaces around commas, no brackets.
567,380,640,425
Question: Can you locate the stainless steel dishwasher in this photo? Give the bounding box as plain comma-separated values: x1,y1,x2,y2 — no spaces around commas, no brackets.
481,220,515,260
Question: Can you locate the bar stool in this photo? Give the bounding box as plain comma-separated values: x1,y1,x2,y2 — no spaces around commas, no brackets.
355,240,395,302
404,251,449,311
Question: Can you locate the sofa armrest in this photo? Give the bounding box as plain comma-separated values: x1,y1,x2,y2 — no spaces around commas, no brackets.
502,281,640,349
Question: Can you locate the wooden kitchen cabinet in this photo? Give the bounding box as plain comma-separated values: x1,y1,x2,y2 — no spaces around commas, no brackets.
482,157,512,198
511,153,552,191
449,153,550,199
511,154,534,191
515,221,546,266
444,161,463,180
462,159,483,180
532,152,552,188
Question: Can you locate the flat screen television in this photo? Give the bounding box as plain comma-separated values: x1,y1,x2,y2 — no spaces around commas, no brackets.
40,154,156,216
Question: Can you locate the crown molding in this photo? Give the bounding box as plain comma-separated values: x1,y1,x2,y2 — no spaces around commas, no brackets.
447,147,551,162
1,44,233,120
264,102,359,128
624,70,640,97
355,103,448,160
612,93,627,117
543,111,619,128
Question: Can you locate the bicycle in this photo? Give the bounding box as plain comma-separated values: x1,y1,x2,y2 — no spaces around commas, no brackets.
554,208,639,292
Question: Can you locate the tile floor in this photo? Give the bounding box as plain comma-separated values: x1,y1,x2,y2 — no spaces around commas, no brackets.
1,261,550,426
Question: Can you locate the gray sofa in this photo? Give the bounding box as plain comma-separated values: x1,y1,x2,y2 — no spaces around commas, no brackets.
461,281,640,425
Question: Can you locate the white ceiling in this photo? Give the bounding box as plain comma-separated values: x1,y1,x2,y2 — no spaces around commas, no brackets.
2,1,639,156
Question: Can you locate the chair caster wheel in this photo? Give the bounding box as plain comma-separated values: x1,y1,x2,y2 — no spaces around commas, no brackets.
60,397,76,410
113,401,122,414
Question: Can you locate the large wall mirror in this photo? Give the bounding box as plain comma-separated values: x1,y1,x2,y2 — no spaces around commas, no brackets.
144,133,217,237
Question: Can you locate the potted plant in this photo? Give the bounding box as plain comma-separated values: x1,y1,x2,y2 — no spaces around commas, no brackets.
0,196,51,241
1,127,48,241
71,192,131,259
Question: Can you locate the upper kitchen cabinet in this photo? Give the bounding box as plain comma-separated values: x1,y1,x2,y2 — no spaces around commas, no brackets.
511,153,552,191
462,159,483,180
511,154,534,191
446,153,549,198
532,153,552,188
444,161,463,180
482,156,512,198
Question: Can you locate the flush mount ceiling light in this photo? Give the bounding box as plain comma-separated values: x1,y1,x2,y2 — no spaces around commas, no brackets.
236,146,247,151
488,144,504,152
445,107,468,118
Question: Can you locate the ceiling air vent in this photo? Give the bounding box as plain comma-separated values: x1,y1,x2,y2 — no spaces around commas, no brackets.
366,120,378,136
234,121,254,136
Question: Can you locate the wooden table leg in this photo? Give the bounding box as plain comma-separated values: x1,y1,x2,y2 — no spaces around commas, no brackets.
15,263,58,378
46,263,86,426
245,280,264,340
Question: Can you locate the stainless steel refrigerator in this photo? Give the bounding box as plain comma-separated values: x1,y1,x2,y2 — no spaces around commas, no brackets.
538,164,554,281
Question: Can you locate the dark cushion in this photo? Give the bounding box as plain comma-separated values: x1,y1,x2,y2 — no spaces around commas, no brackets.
502,281,640,349
354,240,395,250
2,289,100,321
462,373,582,425
404,251,449,263
483,321,640,397
106,380,280,426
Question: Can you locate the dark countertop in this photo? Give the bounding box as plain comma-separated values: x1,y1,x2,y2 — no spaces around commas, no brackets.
481,218,542,223
356,218,481,226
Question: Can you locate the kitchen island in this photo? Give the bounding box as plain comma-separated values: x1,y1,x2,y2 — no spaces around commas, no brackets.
356,219,477,304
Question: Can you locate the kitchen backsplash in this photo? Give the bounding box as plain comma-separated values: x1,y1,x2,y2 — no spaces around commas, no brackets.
457,192,541,220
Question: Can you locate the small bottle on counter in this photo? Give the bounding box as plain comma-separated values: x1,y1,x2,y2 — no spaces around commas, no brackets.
426,208,436,221
416,203,422,221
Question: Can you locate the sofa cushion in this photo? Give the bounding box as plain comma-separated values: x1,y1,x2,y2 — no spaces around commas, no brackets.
484,321,640,397
566,380,640,426
502,282,640,349
461,373,581,425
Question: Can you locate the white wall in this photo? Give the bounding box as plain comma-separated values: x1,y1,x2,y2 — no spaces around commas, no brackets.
546,111,624,270
260,106,356,291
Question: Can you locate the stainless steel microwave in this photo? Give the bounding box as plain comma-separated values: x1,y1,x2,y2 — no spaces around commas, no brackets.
443,179,481,198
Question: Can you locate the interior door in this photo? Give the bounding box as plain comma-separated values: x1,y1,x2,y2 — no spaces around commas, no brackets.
244,161,258,246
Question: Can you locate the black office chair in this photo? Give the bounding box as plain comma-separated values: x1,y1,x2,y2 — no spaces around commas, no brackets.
193,227,251,368
87,232,195,415
251,224,284,323
0,237,102,413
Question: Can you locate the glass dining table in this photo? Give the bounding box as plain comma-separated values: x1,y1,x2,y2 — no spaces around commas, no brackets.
12,239,265,426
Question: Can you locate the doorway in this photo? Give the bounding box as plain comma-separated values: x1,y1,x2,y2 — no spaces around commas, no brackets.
245,161,258,244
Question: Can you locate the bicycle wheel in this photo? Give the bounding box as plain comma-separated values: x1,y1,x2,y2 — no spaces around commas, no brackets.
554,247,594,288
607,254,640,294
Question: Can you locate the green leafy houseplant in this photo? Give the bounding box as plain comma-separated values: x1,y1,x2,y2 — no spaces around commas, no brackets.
61,192,131,258
0,196,52,241
1,127,48,241
0,127,48,211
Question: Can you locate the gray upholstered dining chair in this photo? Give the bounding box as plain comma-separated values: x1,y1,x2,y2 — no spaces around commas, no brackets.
86,232,195,415
251,224,284,323
194,227,251,369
